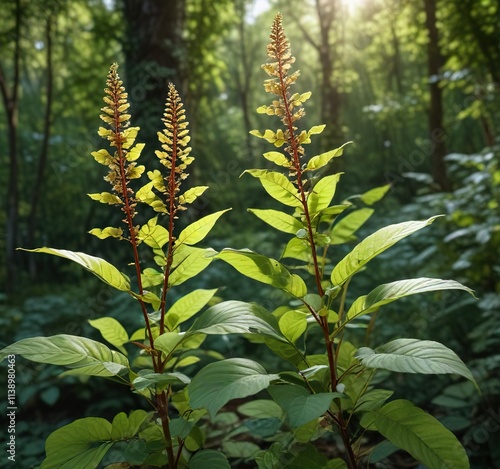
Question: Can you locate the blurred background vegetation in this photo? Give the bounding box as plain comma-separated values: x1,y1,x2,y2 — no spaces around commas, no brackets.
0,0,499,467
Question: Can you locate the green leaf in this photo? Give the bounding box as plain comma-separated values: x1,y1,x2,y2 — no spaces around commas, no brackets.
238,399,283,419
331,216,441,286
179,186,209,205
248,209,304,234
281,237,310,261
279,310,307,343
176,209,231,246
91,148,113,165
169,247,216,286
88,227,123,240
0,335,129,377
188,449,230,469
268,385,336,428
218,249,307,298
154,332,186,356
305,142,351,171
307,173,342,215
88,317,129,355
188,358,279,418
244,170,302,207
88,191,122,205
138,218,169,249
166,289,218,330
361,399,470,469
356,339,478,388
347,278,475,321
359,184,391,205
110,410,149,439
40,418,113,469
190,300,285,341
126,143,145,162
262,151,291,168
18,247,130,291
308,124,326,136
330,208,374,245
132,371,191,391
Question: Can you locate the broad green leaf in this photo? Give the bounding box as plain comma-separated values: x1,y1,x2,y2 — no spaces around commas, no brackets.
154,332,185,356
40,418,113,469
0,335,129,377
262,151,291,167
244,170,302,208
126,143,145,162
110,410,149,440
88,317,129,355
190,300,285,341
169,248,216,286
179,186,209,205
88,191,122,205
331,216,441,286
359,184,391,205
249,208,304,234
356,339,478,388
353,389,394,413
141,267,163,288
305,141,351,171
176,209,231,246
238,399,283,419
307,173,342,215
188,449,230,469
136,181,166,212
308,124,326,136
91,148,113,165
268,385,336,428
281,237,310,261
330,208,374,245
347,278,475,321
279,310,307,343
89,226,123,240
138,218,169,249
18,247,130,291
132,371,191,391
222,441,260,459
166,289,218,330
188,358,279,418
361,399,469,469
218,249,307,298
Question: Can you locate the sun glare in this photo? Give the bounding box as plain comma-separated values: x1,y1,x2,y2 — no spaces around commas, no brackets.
340,0,367,13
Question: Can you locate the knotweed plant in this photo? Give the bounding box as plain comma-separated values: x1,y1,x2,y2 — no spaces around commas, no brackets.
214,14,478,469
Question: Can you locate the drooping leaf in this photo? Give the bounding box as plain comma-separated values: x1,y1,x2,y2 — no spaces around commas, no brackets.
244,170,302,207
307,173,342,215
188,449,231,469
218,249,307,297
347,278,475,321
305,141,351,171
88,317,129,355
331,216,441,286
18,248,130,292
268,385,337,428
248,208,304,234
330,208,374,245
176,209,231,246
0,335,129,377
361,399,470,469
188,358,279,418
166,289,218,330
359,184,391,205
356,339,478,388
179,186,209,205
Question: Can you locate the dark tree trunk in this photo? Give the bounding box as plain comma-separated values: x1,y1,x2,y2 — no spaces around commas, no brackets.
122,0,186,147
0,0,22,294
27,13,54,276
423,0,451,191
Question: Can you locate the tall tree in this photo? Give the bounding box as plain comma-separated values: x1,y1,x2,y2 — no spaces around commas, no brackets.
423,0,451,191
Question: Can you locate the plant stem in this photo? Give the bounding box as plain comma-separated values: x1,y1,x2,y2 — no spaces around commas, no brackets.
157,390,176,469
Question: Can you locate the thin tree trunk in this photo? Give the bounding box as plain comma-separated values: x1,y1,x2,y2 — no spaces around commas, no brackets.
423,0,451,191
0,0,22,293
27,13,54,276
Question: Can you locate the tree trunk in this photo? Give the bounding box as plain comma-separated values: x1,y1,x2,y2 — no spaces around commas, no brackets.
423,0,451,191
122,0,186,147
27,13,54,276
0,0,22,294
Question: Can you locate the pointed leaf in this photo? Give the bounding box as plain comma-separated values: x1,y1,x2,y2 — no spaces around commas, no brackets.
88,317,129,354
176,209,231,246
188,358,279,418
169,248,216,286
356,338,478,388
166,289,218,330
360,184,391,205
0,335,129,377
249,209,304,234
244,170,302,207
347,278,475,321
88,227,124,240
305,142,351,171
330,208,374,245
331,216,441,286
307,173,342,215
179,186,209,205
218,249,307,298
361,399,470,469
18,248,130,291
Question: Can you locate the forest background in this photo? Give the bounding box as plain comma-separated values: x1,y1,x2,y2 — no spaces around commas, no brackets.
0,0,499,467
